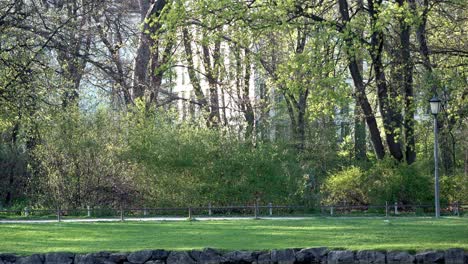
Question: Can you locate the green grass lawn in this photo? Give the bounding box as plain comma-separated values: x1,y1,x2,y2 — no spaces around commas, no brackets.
1,217,467,255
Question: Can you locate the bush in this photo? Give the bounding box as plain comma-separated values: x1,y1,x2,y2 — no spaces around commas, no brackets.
126,107,303,207
321,166,369,205
26,104,305,209
33,107,138,208
368,160,433,205
0,143,30,207
322,160,433,205
441,174,468,204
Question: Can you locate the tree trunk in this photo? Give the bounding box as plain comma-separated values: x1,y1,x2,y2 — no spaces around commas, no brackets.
4,122,20,206
132,0,166,100
284,92,298,140
202,39,221,126
465,148,468,177
338,0,386,159
182,28,210,115
354,105,367,160
296,91,308,151
240,49,255,138
398,0,416,164
93,17,132,104
368,0,404,161
414,0,436,93
220,87,228,126
58,34,89,108
59,0,93,108
147,40,173,106
349,59,386,159
132,33,151,99
413,0,457,169
354,56,367,160
353,1,367,161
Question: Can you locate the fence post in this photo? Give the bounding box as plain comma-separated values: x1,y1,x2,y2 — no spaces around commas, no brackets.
24,207,30,217
57,206,61,222
188,207,192,220
120,204,124,222
208,202,212,216
455,201,460,217
268,202,273,216
87,205,91,217
144,208,148,216
385,201,388,218
394,202,398,215
254,199,259,219
330,206,334,216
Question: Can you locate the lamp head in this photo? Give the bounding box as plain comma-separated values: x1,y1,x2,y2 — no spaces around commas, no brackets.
429,96,442,115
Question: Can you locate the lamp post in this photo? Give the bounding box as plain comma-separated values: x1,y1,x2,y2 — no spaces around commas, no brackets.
429,96,441,218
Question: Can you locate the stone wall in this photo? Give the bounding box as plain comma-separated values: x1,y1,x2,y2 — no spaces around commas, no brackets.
1,248,467,264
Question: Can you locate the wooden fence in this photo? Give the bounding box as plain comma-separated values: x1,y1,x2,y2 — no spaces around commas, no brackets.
0,201,465,222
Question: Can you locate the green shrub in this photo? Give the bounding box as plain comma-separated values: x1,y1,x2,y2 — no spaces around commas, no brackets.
32,106,138,209
368,160,433,205
321,166,369,205
322,160,433,205
126,107,304,207
441,174,468,204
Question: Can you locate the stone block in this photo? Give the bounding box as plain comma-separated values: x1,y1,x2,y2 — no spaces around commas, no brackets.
223,251,255,263
295,247,328,263
151,250,169,261
445,249,465,264
93,252,111,258
74,254,95,264
327,250,354,264
0,254,16,263
166,251,196,264
270,249,296,264
387,251,415,264
190,248,225,264
16,254,44,264
109,253,128,264
415,251,444,263
44,252,74,264
127,250,153,264
254,252,272,264
355,250,385,264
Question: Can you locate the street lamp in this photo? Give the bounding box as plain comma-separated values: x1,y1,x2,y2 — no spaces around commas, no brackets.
429,96,441,218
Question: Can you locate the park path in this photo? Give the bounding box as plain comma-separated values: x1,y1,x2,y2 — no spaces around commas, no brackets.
0,216,314,224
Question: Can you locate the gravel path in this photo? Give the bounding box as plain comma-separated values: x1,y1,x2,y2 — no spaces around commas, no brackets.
0,216,315,223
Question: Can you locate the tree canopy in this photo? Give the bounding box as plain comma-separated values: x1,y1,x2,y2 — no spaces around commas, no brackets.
0,0,466,209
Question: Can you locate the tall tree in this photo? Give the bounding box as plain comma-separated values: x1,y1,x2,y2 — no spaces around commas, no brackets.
337,0,386,159
132,0,174,106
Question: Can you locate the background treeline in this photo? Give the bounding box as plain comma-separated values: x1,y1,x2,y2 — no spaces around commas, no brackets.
30,105,302,208
0,0,466,210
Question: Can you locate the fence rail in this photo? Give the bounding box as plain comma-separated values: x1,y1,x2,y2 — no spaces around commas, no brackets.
0,202,466,221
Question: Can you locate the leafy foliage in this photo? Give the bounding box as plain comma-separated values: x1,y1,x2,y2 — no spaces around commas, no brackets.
126,106,303,206
322,160,433,205
28,105,303,208
33,107,137,208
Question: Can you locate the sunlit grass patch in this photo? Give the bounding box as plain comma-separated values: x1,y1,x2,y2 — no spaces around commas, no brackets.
0,217,467,255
